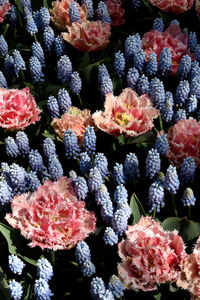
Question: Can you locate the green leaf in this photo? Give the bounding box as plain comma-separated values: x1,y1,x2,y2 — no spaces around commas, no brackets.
162,217,200,242
117,135,125,145
79,60,104,83
0,267,11,300
0,222,17,254
161,217,183,232
153,292,162,300
78,52,90,70
181,220,200,242
42,130,56,140
0,222,37,266
130,193,146,224
169,283,179,293
127,130,155,145
43,0,48,8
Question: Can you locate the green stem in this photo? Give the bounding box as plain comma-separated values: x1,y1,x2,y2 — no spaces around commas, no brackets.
77,94,83,106
33,34,37,43
152,205,157,219
2,24,9,38
159,115,163,132
50,250,56,266
188,206,191,220
171,194,178,217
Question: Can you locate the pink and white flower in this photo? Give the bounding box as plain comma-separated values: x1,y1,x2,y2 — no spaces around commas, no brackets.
142,24,193,75
166,119,200,168
118,216,186,291
177,236,200,300
51,106,95,144
62,20,111,52
92,88,159,137
50,0,87,31
0,87,41,131
5,177,96,250
148,0,194,14
0,2,11,24
105,0,125,27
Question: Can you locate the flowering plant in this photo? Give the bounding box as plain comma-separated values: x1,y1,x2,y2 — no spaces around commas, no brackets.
1,0,200,299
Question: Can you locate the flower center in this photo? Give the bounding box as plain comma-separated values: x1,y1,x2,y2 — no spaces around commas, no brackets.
115,112,133,126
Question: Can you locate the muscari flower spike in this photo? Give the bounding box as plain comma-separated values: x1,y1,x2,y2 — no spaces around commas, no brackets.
54,35,66,57
48,155,63,182
174,109,187,123
9,280,23,300
0,35,8,56
29,56,44,82
175,80,190,106
82,0,94,19
37,258,53,282
26,14,38,36
136,74,149,95
164,165,180,194
47,96,60,119
15,131,30,157
159,47,172,76
79,152,92,174
101,198,114,223
124,152,140,182
97,1,111,24
177,54,192,80
0,71,8,88
149,77,165,110
161,91,174,123
32,42,45,66
34,278,54,300
108,275,124,299
111,208,128,236
5,137,19,158
103,227,118,246
133,48,145,72
25,171,41,192
95,184,111,206
94,152,109,178
145,148,161,179
13,50,26,77
70,71,82,95
127,67,139,89
148,180,165,213
181,187,196,207
88,167,103,193
90,277,106,300
28,149,44,173
186,95,198,113
83,126,96,155
72,176,88,201
0,180,13,207
100,75,113,95
114,51,125,77
98,64,110,84
145,52,158,76
8,254,25,275
75,241,91,265
155,134,169,156
188,32,197,52
113,163,126,185
69,1,81,24
39,7,50,29
64,129,80,159
43,138,57,160
179,156,196,184
153,18,164,32
43,26,55,52
80,259,96,277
